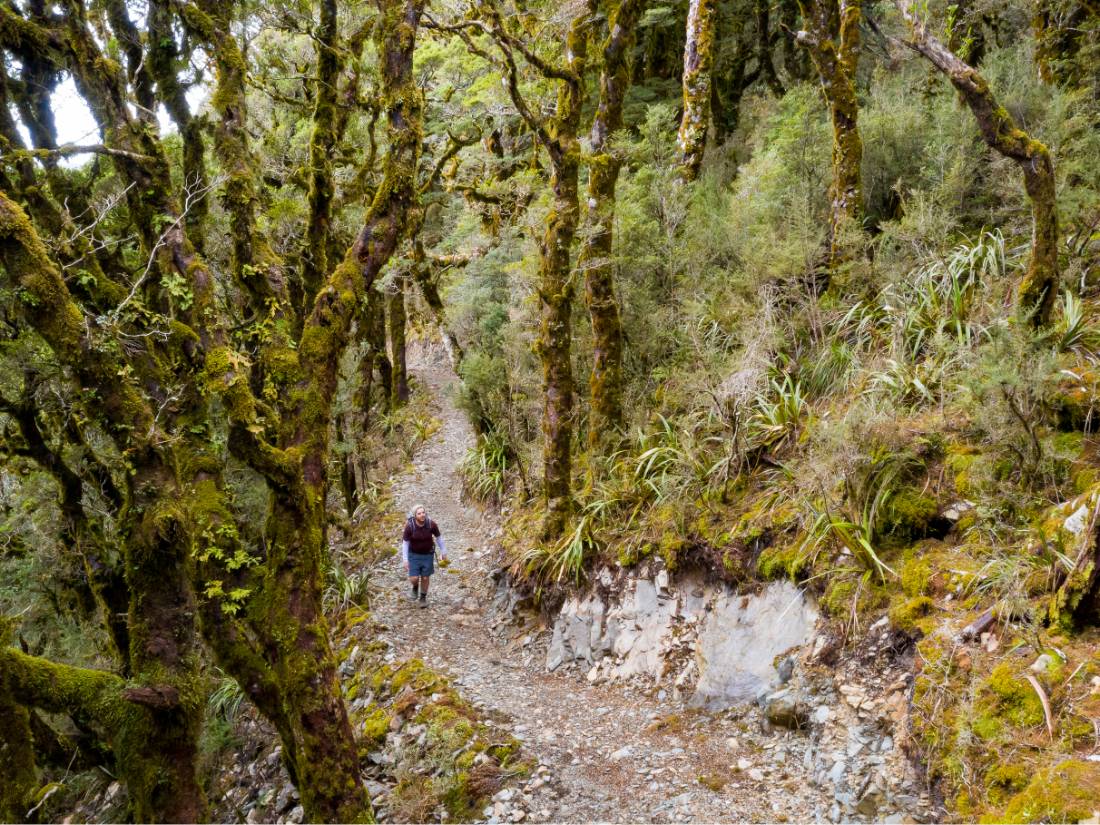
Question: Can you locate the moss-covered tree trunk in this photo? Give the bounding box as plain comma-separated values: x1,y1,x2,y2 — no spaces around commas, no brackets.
896,0,1060,326
389,273,410,405
537,13,591,540
358,287,391,421
796,0,864,266
581,0,644,452
539,149,581,539
0,16,222,804
1,0,425,820
148,0,208,246
236,0,424,817
0,638,211,822
0,191,208,822
411,252,465,368
180,0,286,314
677,0,717,180
0,622,36,823
462,0,592,539
302,0,340,310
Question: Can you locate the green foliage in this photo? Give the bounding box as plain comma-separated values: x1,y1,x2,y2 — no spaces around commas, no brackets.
459,430,512,503
510,505,600,587
1053,290,1100,354
207,670,246,722
749,376,807,450
324,550,371,615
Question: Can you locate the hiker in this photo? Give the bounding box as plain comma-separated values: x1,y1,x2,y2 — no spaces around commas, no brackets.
402,504,447,607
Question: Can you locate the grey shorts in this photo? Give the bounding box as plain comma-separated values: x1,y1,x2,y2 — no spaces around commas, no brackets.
408,552,434,577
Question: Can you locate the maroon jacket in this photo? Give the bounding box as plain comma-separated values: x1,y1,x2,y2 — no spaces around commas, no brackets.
403,517,440,554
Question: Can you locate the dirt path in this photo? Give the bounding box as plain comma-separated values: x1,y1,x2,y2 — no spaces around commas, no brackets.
371,348,831,823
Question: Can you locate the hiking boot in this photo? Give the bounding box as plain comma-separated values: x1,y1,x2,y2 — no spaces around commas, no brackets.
418,594,428,608
408,586,419,603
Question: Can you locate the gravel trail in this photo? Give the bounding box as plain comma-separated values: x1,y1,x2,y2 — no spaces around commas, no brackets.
369,348,831,823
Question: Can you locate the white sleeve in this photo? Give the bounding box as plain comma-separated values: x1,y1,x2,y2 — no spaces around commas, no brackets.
435,535,447,556
401,540,409,563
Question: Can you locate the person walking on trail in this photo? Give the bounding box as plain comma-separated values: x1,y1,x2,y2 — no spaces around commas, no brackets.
402,504,447,607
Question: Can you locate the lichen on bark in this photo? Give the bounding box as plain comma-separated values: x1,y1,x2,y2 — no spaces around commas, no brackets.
677,0,717,180
796,0,864,270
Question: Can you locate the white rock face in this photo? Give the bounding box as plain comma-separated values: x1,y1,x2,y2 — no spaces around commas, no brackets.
1063,503,1090,535
692,580,819,707
545,574,818,708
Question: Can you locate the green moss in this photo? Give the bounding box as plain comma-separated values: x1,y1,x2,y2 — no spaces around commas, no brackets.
822,577,856,618
984,762,1030,806
1073,466,1099,495
358,706,390,747
439,770,480,820
757,543,809,581
888,595,934,632
618,541,652,567
995,760,1100,823
946,446,979,497
821,574,886,618
973,662,1045,738
658,531,689,570
899,551,933,597
879,487,939,544
697,772,728,792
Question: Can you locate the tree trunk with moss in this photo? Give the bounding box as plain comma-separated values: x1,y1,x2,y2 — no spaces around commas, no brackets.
677,0,717,180
0,191,209,823
796,0,864,266
458,1,592,539
229,0,424,816
148,0,209,245
305,0,340,302
1,0,426,818
896,0,1059,326
540,14,590,539
389,273,411,405
0,622,36,823
539,154,581,539
359,287,392,421
0,18,220,814
581,0,644,451
411,253,465,368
